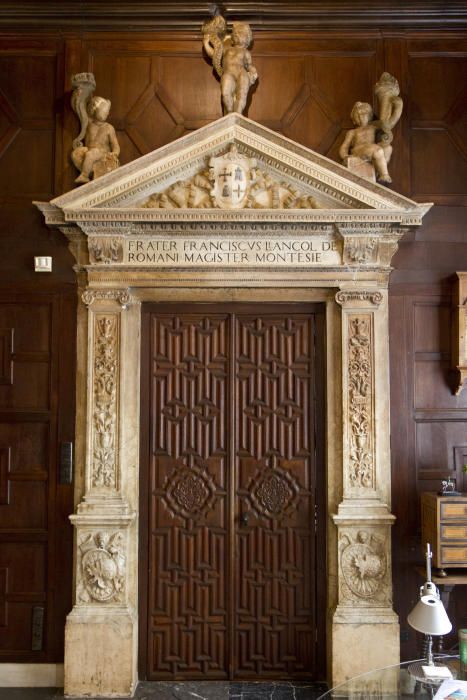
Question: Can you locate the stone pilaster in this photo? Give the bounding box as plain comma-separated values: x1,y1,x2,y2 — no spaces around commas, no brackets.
64,288,139,698
331,288,399,685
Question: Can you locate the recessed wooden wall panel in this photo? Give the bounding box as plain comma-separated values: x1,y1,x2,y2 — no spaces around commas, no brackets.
411,130,467,201
0,362,50,411
159,55,222,122
0,53,57,201
0,543,46,594
0,131,55,198
0,481,47,530
92,54,154,123
0,304,50,353
0,447,10,505
0,603,44,653
408,47,467,204
0,329,13,385
0,423,49,473
312,53,379,117
408,53,467,122
414,361,467,410
414,303,451,354
416,421,467,480
0,55,57,120
413,300,467,410
246,56,307,124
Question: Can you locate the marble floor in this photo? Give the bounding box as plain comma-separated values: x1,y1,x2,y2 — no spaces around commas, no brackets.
0,680,328,700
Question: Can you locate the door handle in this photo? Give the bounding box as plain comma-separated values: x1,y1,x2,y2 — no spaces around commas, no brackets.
240,511,250,527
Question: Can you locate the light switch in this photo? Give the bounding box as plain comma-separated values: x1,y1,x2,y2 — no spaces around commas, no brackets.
34,256,52,272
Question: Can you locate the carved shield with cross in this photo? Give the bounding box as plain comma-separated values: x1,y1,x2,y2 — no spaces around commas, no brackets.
209,145,256,209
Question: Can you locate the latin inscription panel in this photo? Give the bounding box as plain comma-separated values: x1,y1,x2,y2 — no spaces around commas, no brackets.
123,237,341,267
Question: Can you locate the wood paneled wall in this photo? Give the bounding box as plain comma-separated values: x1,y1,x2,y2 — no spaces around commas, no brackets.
0,11,466,662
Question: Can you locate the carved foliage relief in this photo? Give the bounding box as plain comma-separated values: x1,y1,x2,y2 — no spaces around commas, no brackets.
88,238,123,264
338,529,390,605
343,237,378,265
77,530,126,604
347,315,375,490
92,314,119,489
141,146,320,211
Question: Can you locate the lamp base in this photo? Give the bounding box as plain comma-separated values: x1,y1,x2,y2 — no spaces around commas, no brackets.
408,661,453,683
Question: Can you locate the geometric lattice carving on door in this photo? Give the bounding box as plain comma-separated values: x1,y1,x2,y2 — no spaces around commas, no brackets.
146,309,320,680
148,314,229,679
235,314,316,677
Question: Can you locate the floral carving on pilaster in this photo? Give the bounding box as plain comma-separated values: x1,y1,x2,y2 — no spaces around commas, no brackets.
77,530,126,604
88,238,123,264
338,529,390,605
82,289,131,308
92,314,119,489
343,237,378,265
347,315,375,489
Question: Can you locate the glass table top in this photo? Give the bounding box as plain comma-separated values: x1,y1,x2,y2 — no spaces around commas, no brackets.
318,656,461,699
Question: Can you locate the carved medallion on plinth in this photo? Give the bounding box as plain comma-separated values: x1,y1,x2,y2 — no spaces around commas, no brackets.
77,530,126,604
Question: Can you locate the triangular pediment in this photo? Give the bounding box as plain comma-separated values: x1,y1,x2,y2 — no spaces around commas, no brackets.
47,113,429,223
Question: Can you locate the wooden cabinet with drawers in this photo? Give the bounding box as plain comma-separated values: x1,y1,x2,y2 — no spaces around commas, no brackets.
421,493,467,575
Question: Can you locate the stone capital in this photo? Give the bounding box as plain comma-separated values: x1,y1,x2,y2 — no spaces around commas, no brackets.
335,289,384,307
81,288,132,309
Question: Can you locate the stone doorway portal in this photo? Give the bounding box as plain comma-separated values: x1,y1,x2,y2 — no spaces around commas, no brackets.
36,113,431,697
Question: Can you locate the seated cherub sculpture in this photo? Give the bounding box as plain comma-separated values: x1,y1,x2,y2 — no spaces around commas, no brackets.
339,72,403,184
202,16,257,115
71,96,120,184
339,101,392,183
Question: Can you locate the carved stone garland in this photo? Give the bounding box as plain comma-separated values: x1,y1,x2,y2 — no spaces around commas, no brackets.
347,315,375,489
92,315,119,489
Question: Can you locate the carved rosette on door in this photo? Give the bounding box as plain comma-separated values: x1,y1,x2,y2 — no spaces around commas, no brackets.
144,307,323,680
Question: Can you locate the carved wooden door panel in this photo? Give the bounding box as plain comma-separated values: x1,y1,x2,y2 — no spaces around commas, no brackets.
145,313,230,680
142,305,323,681
234,314,318,677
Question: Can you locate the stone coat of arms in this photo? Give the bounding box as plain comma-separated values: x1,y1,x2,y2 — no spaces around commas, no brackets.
209,145,256,209
78,531,126,603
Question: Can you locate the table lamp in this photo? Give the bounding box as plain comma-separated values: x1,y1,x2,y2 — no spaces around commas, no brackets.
407,543,452,680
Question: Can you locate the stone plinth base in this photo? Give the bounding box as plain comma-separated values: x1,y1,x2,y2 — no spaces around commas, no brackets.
343,156,376,182
331,619,400,687
64,608,137,697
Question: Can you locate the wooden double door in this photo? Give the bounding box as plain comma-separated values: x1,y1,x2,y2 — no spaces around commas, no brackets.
140,304,325,680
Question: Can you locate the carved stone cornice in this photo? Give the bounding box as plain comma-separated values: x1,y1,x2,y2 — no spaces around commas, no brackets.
33,201,65,226
69,208,427,226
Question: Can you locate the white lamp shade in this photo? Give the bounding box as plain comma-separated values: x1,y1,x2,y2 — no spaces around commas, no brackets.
408,594,452,635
